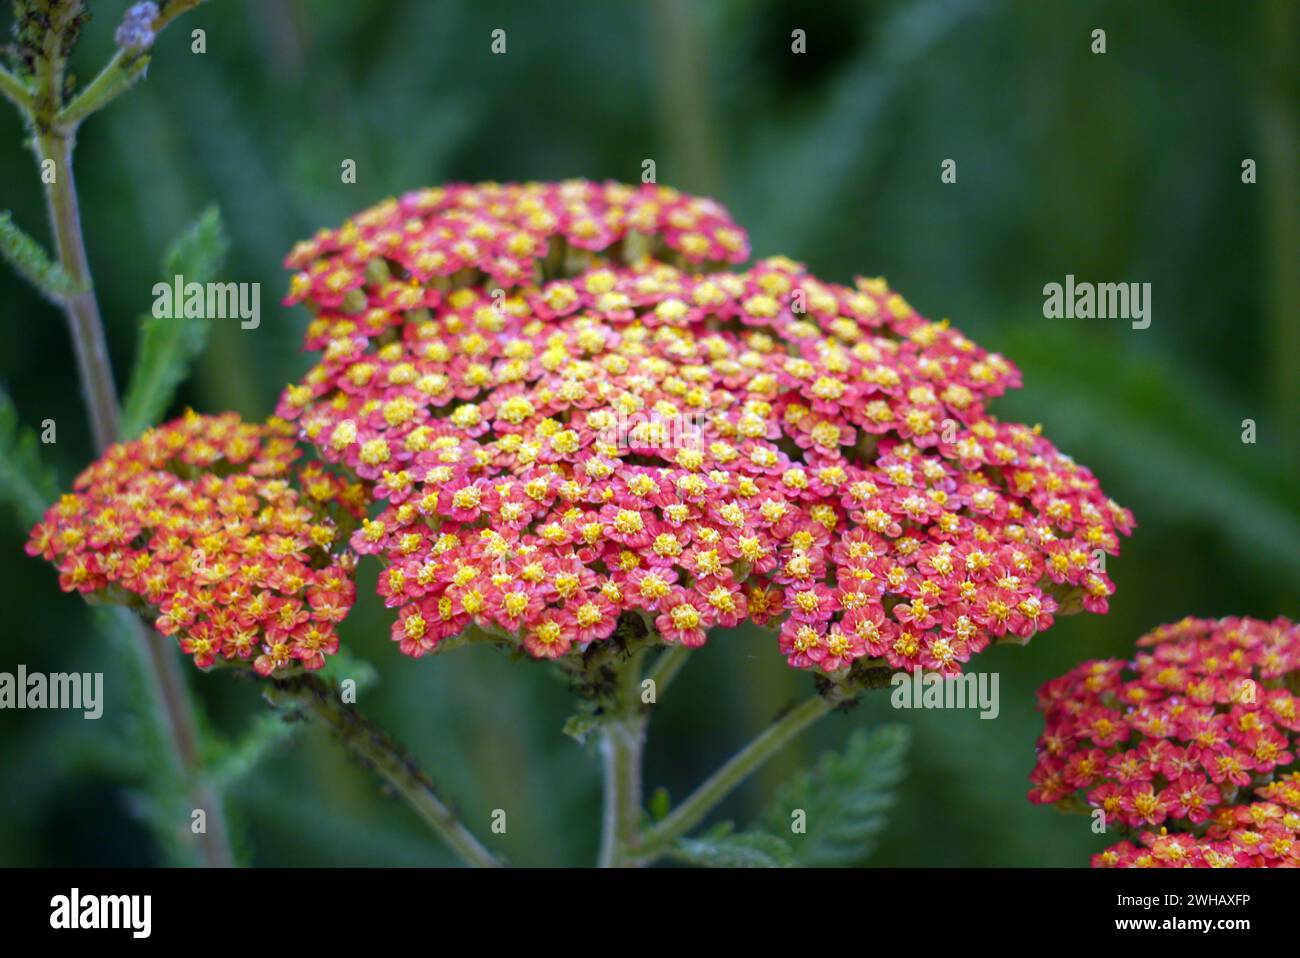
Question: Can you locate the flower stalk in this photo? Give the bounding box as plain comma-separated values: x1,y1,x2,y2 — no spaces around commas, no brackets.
587,626,861,866
129,610,233,868
263,673,503,868
637,690,838,856
34,126,120,451
595,647,649,867
644,644,691,700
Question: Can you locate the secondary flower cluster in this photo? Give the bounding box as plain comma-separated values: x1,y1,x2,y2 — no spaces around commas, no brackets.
277,180,1133,673
26,412,363,676
1029,616,1300,867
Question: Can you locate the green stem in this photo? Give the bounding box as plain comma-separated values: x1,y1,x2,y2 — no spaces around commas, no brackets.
56,52,146,128
597,715,647,867
645,643,691,700
264,673,503,868
596,646,648,867
128,611,233,867
34,128,121,451
637,691,837,856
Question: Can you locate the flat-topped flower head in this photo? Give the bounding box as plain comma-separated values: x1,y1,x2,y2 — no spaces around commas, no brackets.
1028,615,1300,867
278,180,1133,677
26,412,363,676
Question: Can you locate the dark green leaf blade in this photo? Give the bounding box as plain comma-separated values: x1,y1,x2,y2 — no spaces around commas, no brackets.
0,386,58,527
120,206,229,439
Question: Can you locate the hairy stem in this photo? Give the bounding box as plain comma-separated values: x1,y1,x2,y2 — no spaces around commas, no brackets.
638,691,838,855
596,648,648,868
264,673,503,868
644,643,690,700
34,128,121,451
50,134,232,861
126,610,233,867
597,717,647,867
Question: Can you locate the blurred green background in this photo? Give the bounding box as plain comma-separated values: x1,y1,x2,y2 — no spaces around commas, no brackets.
1,0,1296,867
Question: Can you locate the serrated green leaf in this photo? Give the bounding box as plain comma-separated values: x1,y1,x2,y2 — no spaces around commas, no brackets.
161,205,230,281
0,386,58,527
671,822,793,868
120,206,229,439
760,725,910,867
0,211,82,304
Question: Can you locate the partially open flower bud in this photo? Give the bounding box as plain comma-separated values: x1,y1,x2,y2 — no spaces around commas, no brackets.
114,2,159,53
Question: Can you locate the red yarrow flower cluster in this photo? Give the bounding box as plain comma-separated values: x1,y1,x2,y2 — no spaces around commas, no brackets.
277,180,1134,676
26,412,363,676
1029,616,1300,867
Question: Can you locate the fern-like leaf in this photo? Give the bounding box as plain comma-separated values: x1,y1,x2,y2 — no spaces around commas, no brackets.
0,386,58,527
671,822,794,868
759,725,910,867
0,211,81,304
120,206,229,439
